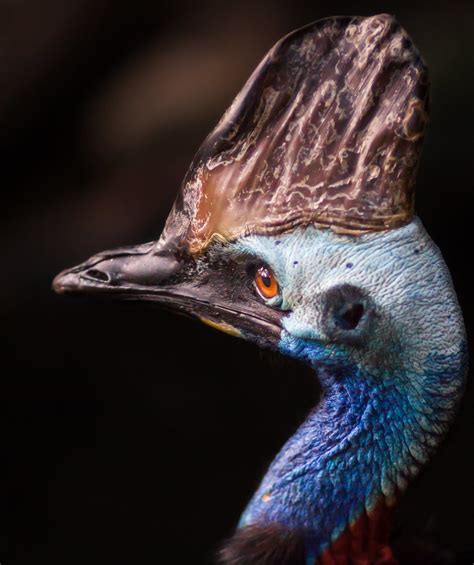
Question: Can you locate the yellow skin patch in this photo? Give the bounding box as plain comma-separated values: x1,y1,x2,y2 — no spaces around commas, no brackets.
199,317,242,338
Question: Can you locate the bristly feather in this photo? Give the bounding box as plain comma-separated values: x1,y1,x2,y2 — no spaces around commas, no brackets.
218,523,306,565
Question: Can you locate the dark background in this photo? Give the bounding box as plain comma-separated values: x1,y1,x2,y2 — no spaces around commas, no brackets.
2,1,473,563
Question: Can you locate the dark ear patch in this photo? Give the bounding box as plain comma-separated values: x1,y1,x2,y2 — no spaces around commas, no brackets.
321,284,375,345
217,523,306,565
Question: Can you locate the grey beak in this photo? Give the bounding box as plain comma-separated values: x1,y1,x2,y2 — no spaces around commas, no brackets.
52,240,182,297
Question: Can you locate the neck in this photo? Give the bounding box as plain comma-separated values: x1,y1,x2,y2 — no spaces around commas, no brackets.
239,336,466,562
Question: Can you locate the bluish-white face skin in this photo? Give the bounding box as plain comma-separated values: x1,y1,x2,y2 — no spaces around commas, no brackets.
226,217,467,555
235,217,465,377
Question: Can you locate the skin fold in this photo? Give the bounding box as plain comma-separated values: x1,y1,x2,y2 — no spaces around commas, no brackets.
231,217,467,561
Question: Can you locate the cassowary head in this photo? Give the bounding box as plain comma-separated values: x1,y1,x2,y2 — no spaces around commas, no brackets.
54,14,467,564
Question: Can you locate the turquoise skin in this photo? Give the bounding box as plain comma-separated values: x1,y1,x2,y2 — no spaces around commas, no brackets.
230,217,467,558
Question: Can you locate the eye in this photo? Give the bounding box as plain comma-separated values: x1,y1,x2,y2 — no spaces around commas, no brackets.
254,265,279,300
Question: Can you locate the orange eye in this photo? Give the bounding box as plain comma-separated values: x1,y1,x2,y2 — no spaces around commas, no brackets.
255,266,279,300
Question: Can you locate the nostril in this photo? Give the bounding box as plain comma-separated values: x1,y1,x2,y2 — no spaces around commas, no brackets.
335,302,364,330
85,268,110,283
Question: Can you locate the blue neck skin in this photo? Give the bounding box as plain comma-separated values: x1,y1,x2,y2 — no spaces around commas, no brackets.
239,334,466,557
232,219,467,558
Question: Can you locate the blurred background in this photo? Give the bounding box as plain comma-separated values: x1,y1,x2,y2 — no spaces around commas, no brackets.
2,0,473,563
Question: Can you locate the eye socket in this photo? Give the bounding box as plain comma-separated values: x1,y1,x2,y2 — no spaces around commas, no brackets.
254,265,279,300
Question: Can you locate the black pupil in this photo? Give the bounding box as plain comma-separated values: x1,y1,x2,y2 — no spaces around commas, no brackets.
260,269,272,287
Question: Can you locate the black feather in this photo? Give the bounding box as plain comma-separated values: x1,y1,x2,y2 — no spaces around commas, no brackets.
217,523,306,565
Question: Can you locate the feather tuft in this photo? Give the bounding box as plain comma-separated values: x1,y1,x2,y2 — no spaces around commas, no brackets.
217,523,306,565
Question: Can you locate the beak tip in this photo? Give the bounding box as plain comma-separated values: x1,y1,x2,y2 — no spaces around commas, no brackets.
52,270,80,295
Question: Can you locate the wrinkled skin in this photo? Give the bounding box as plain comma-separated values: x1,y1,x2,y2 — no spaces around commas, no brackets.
232,218,466,559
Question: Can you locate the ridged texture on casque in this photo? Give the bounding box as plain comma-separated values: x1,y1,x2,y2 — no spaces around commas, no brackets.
160,14,429,255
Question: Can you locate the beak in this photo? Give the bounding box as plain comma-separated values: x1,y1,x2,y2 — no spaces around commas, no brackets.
52,240,181,297
53,240,282,348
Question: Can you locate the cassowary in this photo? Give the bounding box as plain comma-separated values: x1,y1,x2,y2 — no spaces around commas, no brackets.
53,14,467,565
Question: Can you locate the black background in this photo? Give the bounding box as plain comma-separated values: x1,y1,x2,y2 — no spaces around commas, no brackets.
2,1,474,563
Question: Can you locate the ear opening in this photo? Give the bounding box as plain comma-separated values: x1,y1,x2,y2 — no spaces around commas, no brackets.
320,284,375,345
